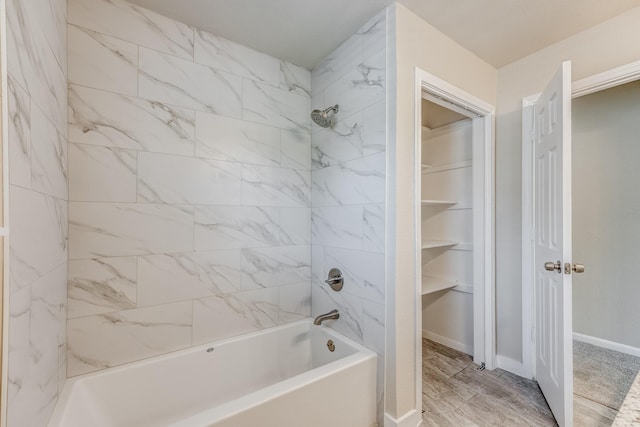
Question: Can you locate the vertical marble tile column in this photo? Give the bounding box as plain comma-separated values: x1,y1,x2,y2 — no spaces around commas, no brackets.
66,0,312,378
6,0,69,425
310,8,388,425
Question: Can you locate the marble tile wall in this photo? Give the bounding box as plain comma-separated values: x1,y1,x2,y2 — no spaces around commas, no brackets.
66,0,312,377
6,0,69,425
310,8,388,424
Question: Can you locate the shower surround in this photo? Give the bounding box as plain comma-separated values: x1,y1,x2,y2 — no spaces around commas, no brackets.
5,0,69,425
66,0,312,377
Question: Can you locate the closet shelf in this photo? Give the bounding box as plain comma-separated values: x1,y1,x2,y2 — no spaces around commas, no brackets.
421,199,457,206
421,164,432,170
423,160,472,174
421,240,458,250
422,275,458,295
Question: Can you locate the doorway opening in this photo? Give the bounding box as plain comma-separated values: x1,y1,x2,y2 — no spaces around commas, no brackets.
522,59,640,426
413,68,496,417
571,79,640,424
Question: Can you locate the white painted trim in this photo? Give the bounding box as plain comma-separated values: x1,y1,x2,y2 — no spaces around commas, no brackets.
1,0,10,421
521,95,537,381
496,355,529,378
414,67,496,416
384,409,422,427
573,333,640,358
422,329,473,356
572,59,640,98
521,61,640,383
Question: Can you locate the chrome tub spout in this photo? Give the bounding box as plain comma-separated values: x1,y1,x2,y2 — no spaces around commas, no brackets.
313,309,340,325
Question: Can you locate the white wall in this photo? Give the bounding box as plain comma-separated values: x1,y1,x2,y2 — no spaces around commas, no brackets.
310,9,387,424
66,0,312,377
496,6,640,363
388,3,497,421
572,80,640,349
5,0,68,425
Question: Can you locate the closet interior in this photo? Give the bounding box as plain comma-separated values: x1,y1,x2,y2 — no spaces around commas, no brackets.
420,98,475,356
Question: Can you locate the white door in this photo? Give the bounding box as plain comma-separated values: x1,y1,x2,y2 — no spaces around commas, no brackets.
533,61,573,427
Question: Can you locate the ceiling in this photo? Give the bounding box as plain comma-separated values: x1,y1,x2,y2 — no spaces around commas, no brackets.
128,0,640,69
422,99,467,130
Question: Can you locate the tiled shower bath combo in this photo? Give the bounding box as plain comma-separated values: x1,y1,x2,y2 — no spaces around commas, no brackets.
6,0,388,425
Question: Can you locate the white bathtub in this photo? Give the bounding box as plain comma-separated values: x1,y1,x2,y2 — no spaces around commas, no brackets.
48,320,378,427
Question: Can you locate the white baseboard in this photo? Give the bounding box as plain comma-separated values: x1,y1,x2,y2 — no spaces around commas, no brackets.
496,355,530,378
573,332,640,357
422,329,472,356
384,409,421,427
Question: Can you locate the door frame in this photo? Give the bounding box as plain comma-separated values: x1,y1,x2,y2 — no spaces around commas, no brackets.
521,59,640,379
414,67,496,410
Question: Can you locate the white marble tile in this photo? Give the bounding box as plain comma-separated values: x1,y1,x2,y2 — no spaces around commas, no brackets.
194,30,280,86
312,206,364,250
363,203,385,253
27,0,67,74
8,77,31,188
9,186,67,293
31,263,67,361
137,152,241,205
311,245,325,282
360,10,387,60
311,31,363,96
69,85,195,155
242,80,310,133
194,206,280,250
325,50,385,119
242,165,311,207
8,290,59,427
362,100,386,155
324,247,385,304
69,203,194,259
67,301,192,376
363,300,385,356
195,111,280,166
192,288,278,345
9,264,67,427
280,61,311,97
7,0,67,135
278,283,312,324
30,104,68,200
68,24,138,97
241,245,311,289
190,250,243,294
311,282,363,343
281,129,311,170
137,251,242,307
279,208,311,245
7,287,29,406
311,111,364,169
68,0,194,60
312,152,385,207
69,144,136,202
139,48,242,118
68,257,137,319
137,253,212,307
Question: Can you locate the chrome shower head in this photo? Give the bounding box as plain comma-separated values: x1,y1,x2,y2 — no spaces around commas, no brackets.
311,104,339,128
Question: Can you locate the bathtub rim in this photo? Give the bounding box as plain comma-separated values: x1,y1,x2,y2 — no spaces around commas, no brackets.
50,319,376,427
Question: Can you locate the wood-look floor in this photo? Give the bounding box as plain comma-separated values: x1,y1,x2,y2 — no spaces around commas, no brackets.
420,338,624,426
420,338,557,426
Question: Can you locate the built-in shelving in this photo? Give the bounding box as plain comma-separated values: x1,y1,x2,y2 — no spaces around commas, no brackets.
421,164,432,170
421,199,457,206
422,275,458,295
423,160,472,175
421,240,458,250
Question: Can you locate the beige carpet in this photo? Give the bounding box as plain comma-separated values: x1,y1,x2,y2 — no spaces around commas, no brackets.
573,340,640,410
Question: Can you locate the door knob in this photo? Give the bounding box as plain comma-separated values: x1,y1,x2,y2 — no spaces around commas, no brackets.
544,261,561,273
564,263,585,274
